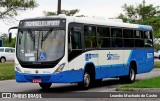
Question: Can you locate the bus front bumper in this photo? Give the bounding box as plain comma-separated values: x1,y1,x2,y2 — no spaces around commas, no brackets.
15,70,84,83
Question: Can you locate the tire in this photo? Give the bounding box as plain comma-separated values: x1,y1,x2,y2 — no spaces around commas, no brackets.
159,55,160,59
119,64,136,83
0,57,6,63
78,72,91,90
126,65,136,83
39,83,52,90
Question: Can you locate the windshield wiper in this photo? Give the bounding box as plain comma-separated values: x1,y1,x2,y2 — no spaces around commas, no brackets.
42,28,53,41
27,29,35,42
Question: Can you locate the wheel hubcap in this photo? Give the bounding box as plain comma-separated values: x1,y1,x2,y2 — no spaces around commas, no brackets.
130,69,135,81
84,73,90,87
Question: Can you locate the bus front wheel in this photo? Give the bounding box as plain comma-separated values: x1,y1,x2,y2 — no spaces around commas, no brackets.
39,83,52,90
78,72,91,89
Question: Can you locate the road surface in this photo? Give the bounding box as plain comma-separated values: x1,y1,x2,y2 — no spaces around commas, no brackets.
0,69,160,101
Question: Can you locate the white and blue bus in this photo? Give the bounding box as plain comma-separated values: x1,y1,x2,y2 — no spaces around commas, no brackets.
14,15,154,89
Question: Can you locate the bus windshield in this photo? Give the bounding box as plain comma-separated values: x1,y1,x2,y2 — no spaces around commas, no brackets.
17,29,65,62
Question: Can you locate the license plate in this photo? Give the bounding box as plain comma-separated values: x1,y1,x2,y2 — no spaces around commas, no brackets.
32,79,41,83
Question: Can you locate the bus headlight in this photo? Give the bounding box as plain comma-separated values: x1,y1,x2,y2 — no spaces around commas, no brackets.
16,67,22,73
15,63,22,73
54,63,65,73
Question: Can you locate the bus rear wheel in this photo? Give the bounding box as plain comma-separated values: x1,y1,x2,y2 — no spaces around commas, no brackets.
39,83,52,90
127,67,136,83
119,64,136,83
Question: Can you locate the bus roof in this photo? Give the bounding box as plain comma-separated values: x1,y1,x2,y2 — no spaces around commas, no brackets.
21,15,153,31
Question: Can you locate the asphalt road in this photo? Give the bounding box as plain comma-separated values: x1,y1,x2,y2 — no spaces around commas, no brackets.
0,69,160,101
0,69,160,93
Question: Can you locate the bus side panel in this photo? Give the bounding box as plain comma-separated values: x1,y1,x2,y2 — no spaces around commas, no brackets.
128,49,154,74
96,50,129,79
68,50,98,78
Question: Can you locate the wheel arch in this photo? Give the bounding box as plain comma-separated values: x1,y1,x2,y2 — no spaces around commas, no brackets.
84,62,96,80
130,60,137,74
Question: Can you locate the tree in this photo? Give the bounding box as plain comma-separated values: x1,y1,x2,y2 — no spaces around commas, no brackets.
0,33,16,47
143,16,160,38
0,0,38,20
117,0,160,38
44,9,80,16
117,0,160,23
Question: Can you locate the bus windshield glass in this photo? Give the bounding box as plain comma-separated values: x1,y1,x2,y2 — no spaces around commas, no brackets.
17,29,65,62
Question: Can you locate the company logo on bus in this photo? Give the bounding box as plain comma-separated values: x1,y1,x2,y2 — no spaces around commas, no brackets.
85,54,98,61
107,52,120,60
147,53,153,59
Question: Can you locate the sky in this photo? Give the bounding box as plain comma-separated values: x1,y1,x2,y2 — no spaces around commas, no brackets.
0,0,160,35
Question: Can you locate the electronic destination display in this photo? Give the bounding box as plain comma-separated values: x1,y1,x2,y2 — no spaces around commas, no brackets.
19,19,66,28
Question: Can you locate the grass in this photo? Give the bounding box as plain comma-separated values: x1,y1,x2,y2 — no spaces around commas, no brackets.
116,76,160,91
0,62,15,80
154,61,160,68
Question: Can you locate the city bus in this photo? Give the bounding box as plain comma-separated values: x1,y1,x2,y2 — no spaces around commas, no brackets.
14,14,154,89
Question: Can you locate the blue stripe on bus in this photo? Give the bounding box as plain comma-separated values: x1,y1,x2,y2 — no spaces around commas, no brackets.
138,25,152,30
128,49,154,74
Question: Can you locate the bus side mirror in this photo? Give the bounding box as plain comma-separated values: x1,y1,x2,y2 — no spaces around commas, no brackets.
8,26,18,43
9,32,12,43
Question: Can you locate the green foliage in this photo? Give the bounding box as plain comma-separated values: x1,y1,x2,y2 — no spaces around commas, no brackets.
44,9,80,16
117,0,160,38
5,38,16,47
154,62,160,68
154,43,160,51
118,76,160,89
0,62,15,80
43,11,56,16
0,36,16,47
118,0,160,23
0,0,38,18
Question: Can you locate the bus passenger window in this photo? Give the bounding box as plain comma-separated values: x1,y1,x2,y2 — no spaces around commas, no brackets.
134,30,144,47
111,28,123,47
112,38,123,47
84,25,97,48
144,31,153,47
123,29,134,47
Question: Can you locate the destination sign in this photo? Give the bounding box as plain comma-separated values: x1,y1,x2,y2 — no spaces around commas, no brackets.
20,19,65,28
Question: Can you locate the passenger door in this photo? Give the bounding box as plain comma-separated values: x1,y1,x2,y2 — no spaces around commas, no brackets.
68,23,84,73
